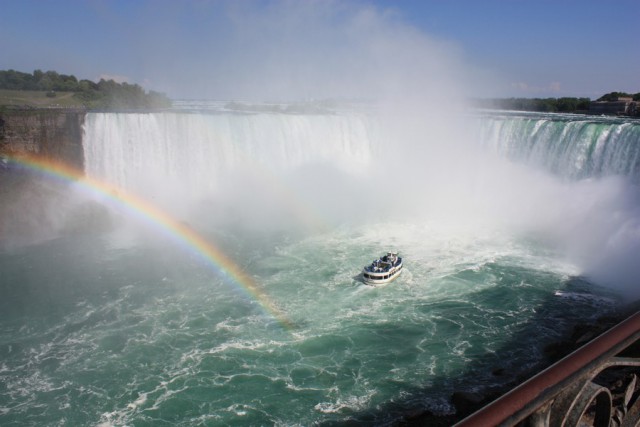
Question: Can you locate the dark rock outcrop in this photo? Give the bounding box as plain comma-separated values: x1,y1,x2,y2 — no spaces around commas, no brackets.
0,109,85,168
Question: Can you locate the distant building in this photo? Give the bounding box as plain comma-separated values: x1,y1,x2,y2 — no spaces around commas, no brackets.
589,96,639,116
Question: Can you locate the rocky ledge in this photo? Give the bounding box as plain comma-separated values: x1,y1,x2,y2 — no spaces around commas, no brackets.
0,109,85,168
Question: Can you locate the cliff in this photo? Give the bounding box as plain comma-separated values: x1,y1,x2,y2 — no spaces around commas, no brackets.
0,109,85,168
0,109,100,248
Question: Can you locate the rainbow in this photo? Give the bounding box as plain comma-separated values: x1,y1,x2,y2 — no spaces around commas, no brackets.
3,153,293,330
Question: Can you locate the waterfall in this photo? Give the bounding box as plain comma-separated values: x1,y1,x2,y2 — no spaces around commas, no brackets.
82,110,380,212
78,107,640,291
475,111,640,182
80,108,640,227
83,109,640,199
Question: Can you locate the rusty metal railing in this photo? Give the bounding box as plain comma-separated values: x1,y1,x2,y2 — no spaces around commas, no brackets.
455,311,640,427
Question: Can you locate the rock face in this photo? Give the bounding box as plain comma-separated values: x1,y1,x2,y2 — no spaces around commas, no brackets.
0,109,85,168
0,109,109,249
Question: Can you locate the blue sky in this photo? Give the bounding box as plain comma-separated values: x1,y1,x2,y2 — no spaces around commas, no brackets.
1,0,638,100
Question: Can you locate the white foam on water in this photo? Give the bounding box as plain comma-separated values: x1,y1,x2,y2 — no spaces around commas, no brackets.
314,390,376,414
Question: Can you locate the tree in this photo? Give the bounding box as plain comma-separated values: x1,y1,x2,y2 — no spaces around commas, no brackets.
0,68,171,110
597,92,632,102
557,97,578,112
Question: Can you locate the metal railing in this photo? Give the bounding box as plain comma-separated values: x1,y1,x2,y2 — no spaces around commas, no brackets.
455,311,640,427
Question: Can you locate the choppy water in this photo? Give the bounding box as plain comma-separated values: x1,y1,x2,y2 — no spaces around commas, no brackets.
1,105,637,425
0,216,621,426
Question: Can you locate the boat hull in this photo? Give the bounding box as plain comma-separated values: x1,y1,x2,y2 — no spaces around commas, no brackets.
362,262,403,285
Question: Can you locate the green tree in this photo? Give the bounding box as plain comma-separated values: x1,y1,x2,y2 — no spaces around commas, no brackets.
1,68,171,109
597,92,632,102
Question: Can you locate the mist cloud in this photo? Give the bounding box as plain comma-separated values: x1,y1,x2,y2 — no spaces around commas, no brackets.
43,0,640,300
129,1,471,102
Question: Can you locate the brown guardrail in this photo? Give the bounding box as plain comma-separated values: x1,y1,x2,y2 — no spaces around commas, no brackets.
455,311,640,427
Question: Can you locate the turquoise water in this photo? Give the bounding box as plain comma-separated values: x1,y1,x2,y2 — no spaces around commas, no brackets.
0,209,621,426
1,107,637,425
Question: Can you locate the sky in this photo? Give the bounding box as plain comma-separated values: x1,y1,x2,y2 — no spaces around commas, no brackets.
1,0,638,101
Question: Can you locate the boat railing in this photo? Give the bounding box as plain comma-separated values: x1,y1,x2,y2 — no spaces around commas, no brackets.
454,310,640,426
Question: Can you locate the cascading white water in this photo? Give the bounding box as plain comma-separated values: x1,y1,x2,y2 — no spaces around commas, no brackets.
475,111,640,181
83,110,381,219
80,107,640,295
84,110,640,203
468,111,640,296
81,107,640,234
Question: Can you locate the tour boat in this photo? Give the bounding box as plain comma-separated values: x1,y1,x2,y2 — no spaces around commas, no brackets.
362,252,403,285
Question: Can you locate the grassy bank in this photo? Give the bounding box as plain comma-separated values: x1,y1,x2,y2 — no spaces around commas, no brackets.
0,89,85,109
